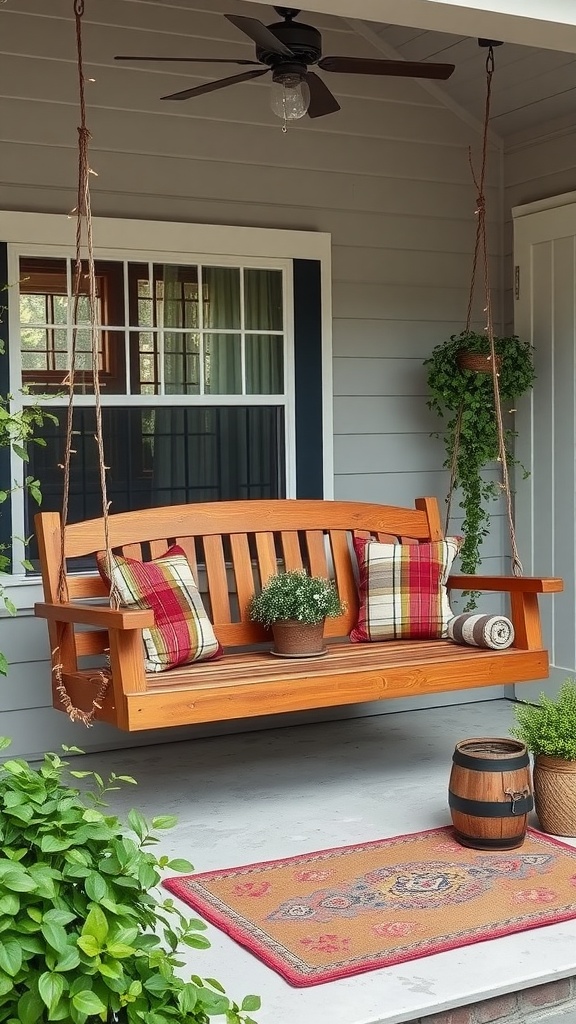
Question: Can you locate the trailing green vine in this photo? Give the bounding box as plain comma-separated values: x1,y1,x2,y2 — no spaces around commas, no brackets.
424,330,535,581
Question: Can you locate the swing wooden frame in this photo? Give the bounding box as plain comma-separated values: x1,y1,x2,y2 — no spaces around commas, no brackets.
34,497,562,733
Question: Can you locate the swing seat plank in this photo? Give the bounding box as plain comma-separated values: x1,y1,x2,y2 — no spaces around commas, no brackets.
34,497,562,733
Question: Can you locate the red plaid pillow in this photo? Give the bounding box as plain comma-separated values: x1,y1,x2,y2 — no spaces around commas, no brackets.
350,536,460,643
97,545,222,673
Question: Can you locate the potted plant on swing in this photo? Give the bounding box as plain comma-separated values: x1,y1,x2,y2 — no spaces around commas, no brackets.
250,570,345,657
425,329,535,582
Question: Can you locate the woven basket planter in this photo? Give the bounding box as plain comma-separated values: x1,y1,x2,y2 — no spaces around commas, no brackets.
271,619,325,657
456,349,502,374
533,755,576,837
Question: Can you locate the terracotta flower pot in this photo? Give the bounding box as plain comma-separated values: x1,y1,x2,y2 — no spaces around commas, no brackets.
271,619,325,657
456,349,502,374
533,755,576,837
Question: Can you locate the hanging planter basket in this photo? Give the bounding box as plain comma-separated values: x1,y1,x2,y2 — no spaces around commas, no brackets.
456,349,502,374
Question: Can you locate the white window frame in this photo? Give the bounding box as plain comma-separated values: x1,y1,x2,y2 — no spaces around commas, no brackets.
0,212,333,601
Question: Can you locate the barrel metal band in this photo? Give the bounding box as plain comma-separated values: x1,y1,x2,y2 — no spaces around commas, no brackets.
449,792,534,817
452,749,529,772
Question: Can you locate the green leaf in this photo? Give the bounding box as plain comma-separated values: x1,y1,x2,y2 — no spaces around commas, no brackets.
38,971,66,1014
151,815,178,830
167,858,194,872
53,946,81,972
0,941,22,978
3,598,16,616
128,808,148,840
43,909,77,927
18,991,45,1024
0,893,19,915
178,984,198,1014
0,867,37,892
144,975,171,995
0,653,8,676
205,978,226,994
82,904,108,944
104,942,135,959
76,934,101,958
241,995,262,1012
98,961,123,980
85,872,108,902
182,934,211,950
41,921,69,954
12,444,28,462
71,991,106,1016
41,834,74,853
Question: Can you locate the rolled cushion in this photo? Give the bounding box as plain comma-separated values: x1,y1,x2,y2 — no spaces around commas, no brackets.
350,537,460,643
97,545,222,673
447,613,515,650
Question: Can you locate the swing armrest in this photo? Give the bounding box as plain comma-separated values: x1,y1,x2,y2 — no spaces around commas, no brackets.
447,575,563,594
35,602,155,630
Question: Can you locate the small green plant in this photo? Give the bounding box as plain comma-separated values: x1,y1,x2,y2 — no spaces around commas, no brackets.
511,679,576,760
250,570,344,627
0,739,260,1024
424,330,535,585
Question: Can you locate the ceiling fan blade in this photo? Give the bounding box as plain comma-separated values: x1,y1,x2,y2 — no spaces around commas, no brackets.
319,55,455,81
225,14,294,57
115,55,261,65
161,68,269,102
306,72,341,119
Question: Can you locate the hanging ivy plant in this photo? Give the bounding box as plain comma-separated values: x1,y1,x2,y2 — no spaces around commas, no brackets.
424,330,535,579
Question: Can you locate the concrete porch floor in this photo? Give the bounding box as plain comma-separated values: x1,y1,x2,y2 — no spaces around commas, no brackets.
78,699,576,1024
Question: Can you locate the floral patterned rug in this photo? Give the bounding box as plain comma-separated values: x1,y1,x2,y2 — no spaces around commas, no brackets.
163,826,576,986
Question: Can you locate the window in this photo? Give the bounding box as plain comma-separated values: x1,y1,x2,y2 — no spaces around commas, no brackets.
2,215,331,578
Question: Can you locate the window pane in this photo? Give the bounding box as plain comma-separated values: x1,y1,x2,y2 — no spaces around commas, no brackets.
131,330,159,395
26,405,286,568
203,267,240,329
204,334,241,394
20,294,51,324
246,334,284,394
154,264,199,329
244,269,283,331
164,332,200,395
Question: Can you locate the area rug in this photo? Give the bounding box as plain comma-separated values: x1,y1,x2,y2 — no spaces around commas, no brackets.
163,826,576,987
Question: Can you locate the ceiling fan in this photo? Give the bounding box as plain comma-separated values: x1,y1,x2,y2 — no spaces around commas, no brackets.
115,6,456,122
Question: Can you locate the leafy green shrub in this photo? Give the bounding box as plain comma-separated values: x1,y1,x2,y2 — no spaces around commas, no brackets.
511,679,576,760
0,739,260,1024
424,330,535,582
250,570,344,627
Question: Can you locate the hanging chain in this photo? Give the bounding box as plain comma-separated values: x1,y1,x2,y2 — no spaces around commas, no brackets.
445,45,522,576
54,0,118,726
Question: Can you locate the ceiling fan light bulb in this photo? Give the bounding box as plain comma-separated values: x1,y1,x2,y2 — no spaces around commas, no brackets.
270,76,310,120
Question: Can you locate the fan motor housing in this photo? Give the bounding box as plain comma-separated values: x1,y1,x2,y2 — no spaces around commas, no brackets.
257,20,322,66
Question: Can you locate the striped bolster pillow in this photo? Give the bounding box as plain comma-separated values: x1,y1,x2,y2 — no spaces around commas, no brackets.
447,613,515,650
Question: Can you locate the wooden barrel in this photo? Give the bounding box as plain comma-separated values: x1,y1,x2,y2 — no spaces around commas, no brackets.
449,738,533,850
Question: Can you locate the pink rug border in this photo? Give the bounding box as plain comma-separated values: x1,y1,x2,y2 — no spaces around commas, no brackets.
162,826,576,988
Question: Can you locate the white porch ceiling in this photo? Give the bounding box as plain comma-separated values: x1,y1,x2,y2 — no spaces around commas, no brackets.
366,22,576,140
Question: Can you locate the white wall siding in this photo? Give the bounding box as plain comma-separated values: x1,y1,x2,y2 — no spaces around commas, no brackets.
0,0,507,755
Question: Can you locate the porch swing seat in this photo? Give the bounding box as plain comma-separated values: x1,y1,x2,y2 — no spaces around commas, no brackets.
34,497,562,733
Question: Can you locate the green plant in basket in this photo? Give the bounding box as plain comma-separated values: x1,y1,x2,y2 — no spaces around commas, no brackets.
424,330,535,582
250,570,345,628
511,678,576,760
0,738,260,1024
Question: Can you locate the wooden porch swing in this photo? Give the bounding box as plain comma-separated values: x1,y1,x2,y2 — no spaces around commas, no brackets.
33,10,562,733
